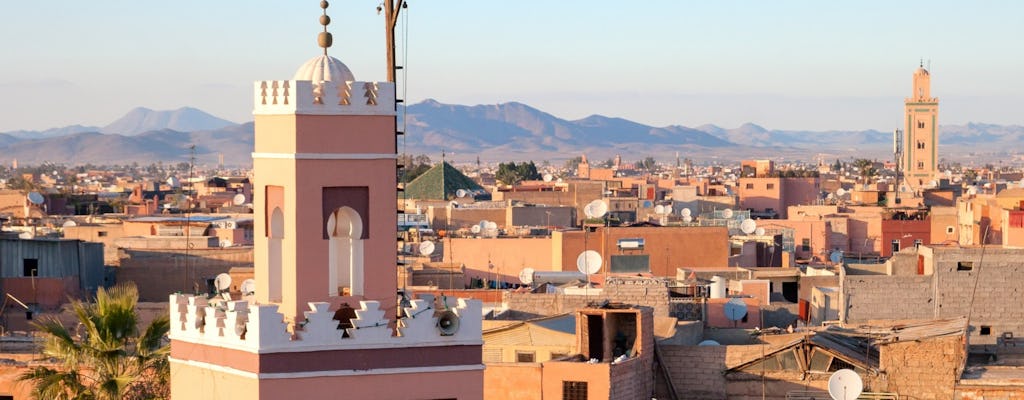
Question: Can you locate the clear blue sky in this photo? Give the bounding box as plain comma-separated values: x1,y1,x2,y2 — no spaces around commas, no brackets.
2,1,1022,132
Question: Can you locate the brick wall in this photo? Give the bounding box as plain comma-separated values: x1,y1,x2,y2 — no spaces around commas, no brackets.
843,275,933,323
659,346,727,399
932,248,1024,345
880,334,965,399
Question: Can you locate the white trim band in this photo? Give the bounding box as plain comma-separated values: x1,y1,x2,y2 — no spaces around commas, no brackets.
170,357,483,379
252,152,397,160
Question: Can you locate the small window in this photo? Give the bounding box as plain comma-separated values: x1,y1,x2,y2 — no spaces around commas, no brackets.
801,238,811,251
766,183,775,189
891,240,900,254
745,183,754,189
980,326,992,335
563,381,588,400
917,161,925,170
98,231,108,237
914,239,923,249
516,351,536,363
23,259,39,277
550,352,568,360
958,261,974,271
916,141,925,149
918,121,925,129
946,226,955,235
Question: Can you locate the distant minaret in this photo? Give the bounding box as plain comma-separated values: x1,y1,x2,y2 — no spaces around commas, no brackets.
902,61,939,193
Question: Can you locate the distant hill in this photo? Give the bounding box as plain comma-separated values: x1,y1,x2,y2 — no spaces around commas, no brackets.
0,101,1022,165
101,107,236,135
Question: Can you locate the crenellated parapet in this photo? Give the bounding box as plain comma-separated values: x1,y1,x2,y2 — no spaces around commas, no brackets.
169,294,482,353
253,80,396,116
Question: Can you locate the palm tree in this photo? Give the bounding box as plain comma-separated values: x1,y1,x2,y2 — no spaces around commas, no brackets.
18,283,170,400
852,159,878,185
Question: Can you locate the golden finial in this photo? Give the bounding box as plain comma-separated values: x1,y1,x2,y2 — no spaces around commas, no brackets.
317,1,333,55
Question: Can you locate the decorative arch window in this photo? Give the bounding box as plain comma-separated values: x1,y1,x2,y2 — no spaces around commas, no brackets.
327,207,364,297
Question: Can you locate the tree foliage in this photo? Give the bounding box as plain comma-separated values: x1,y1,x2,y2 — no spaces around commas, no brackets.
496,161,541,186
852,159,877,184
19,283,170,400
399,154,432,183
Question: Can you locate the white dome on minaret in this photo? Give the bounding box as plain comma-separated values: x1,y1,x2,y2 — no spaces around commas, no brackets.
293,55,355,82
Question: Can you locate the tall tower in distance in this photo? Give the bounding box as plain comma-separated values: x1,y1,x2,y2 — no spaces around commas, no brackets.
902,62,939,193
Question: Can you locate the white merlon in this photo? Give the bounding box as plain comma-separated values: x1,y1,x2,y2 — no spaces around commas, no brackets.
169,294,483,353
253,80,396,116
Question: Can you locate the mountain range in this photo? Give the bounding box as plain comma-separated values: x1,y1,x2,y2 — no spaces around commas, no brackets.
1,101,1022,166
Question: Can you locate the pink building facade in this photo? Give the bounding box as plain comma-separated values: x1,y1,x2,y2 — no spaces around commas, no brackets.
168,5,483,399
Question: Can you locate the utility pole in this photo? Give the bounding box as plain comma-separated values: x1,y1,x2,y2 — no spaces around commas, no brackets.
381,0,407,83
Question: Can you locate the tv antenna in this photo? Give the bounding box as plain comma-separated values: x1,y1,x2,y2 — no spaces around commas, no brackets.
828,369,863,400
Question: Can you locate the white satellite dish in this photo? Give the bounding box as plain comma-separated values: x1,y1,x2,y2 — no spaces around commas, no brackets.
214,273,232,292
723,298,748,321
721,209,734,219
681,208,692,217
654,205,665,215
62,220,77,228
232,193,246,206
740,219,757,235
836,188,847,197
697,340,721,346
543,173,553,182
519,268,535,284
419,240,436,256
240,279,256,296
754,227,765,236
967,186,978,195
166,176,180,187
485,221,498,230
219,239,233,248
470,224,482,234
576,250,602,275
456,189,468,198
682,215,693,223
27,191,44,205
827,369,863,400
584,200,608,218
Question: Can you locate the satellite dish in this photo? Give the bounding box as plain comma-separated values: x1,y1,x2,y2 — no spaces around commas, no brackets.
740,219,757,235
722,209,734,219
665,204,673,214
543,173,553,182
967,186,978,195
519,268,535,284
584,200,608,219
437,310,461,336
456,189,468,198
485,221,498,230
18,232,33,239
240,279,256,296
836,188,847,197
754,227,765,236
419,240,436,256
829,250,843,264
27,192,44,205
62,220,77,228
697,340,721,346
828,369,863,400
723,298,748,321
470,224,482,234
681,208,692,217
166,176,180,187
576,250,602,275
214,273,232,292
682,215,693,223
220,239,233,248
654,205,666,215
232,193,246,206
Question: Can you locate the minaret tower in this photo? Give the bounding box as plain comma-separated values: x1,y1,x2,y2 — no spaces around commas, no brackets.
902,62,939,193
168,3,483,398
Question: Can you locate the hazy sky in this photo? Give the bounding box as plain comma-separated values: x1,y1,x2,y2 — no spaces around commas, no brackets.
2,1,1022,132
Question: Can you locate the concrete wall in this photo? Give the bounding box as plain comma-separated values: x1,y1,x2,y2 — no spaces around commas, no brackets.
445,237,555,272
118,247,253,302
843,274,933,323
503,277,669,318
660,346,728,399
931,247,1024,345
483,363,542,400
557,225,730,274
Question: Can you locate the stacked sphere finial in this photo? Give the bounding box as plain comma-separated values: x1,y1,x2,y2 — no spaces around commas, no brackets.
317,1,333,52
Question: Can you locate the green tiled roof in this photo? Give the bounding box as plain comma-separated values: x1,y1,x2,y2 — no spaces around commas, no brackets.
404,162,483,200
